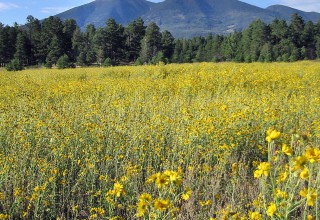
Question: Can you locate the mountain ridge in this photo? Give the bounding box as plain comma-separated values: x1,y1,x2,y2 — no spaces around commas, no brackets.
56,0,320,37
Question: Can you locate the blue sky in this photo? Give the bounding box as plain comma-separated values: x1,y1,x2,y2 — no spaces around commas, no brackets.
0,0,319,26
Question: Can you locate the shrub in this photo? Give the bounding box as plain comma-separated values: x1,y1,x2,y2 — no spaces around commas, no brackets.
57,54,74,69
6,58,23,71
103,57,114,67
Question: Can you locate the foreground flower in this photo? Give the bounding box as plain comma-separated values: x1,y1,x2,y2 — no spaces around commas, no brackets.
282,144,293,156
107,182,124,197
136,193,152,217
249,211,262,220
254,162,271,178
139,193,152,202
300,188,317,207
308,215,314,220
305,148,320,163
181,187,192,201
266,129,281,142
299,167,309,180
146,173,160,183
155,174,170,188
275,189,288,199
293,156,308,171
136,200,148,217
199,199,212,207
0,192,5,200
267,202,277,217
154,198,170,211
147,170,182,188
0,214,10,219
163,170,182,185
90,207,105,216
277,171,288,182
232,162,238,174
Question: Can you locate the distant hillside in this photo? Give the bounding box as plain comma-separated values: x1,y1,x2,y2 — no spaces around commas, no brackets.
57,0,154,28
56,0,320,37
141,0,277,37
266,5,320,22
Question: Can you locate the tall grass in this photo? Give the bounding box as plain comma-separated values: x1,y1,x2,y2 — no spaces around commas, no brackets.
0,62,319,219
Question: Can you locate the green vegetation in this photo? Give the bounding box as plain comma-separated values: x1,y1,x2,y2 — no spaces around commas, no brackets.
1,14,320,70
0,62,319,219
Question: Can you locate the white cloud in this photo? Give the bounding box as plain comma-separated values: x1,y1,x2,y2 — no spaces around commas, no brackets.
279,0,320,12
41,7,70,14
0,2,19,11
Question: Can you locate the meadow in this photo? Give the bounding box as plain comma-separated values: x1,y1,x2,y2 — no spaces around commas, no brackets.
0,62,319,219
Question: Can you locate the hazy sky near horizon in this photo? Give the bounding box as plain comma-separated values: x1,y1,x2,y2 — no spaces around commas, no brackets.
0,0,319,26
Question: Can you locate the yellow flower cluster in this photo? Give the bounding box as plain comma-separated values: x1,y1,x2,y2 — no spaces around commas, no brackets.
249,211,262,220
154,198,170,211
266,202,277,217
300,188,317,207
181,187,192,201
0,62,319,218
252,124,320,218
0,214,10,219
146,170,182,188
89,207,105,219
136,193,152,217
254,162,271,178
107,182,124,197
136,170,187,218
266,128,281,143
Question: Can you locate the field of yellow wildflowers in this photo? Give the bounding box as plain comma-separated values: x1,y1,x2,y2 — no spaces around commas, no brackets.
0,62,319,219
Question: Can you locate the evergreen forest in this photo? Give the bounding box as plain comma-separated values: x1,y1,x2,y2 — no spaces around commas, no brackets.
1,13,320,70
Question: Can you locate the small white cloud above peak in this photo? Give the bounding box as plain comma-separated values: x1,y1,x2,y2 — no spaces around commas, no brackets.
41,7,70,14
279,0,320,12
0,2,19,11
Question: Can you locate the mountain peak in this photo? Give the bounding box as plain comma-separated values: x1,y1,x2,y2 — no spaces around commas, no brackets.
56,0,320,37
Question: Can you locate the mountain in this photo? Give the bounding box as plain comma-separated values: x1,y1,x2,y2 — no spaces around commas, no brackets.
142,0,277,37
266,5,320,23
56,0,320,38
57,0,154,28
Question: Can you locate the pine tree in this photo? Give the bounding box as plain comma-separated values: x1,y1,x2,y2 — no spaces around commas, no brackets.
139,22,162,63
250,19,270,62
26,15,41,65
172,39,183,63
316,36,320,58
221,33,241,61
269,19,289,60
259,42,273,62
161,30,175,62
302,21,316,59
93,28,107,66
57,54,73,69
125,17,146,62
63,19,78,61
182,40,192,63
105,18,125,65
41,16,65,66
14,32,28,65
46,35,63,68
194,44,205,62
290,13,305,49
211,35,223,62
0,23,5,67
270,19,289,45
2,25,18,64
72,27,86,66
84,24,96,65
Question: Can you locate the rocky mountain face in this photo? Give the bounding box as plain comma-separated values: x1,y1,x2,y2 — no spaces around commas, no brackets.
56,0,320,37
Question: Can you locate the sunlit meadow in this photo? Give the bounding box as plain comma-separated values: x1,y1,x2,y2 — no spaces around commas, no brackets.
0,62,319,219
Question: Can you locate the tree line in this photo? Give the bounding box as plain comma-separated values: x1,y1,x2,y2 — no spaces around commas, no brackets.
1,13,320,70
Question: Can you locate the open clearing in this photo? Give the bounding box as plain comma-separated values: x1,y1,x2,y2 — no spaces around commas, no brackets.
0,62,319,219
